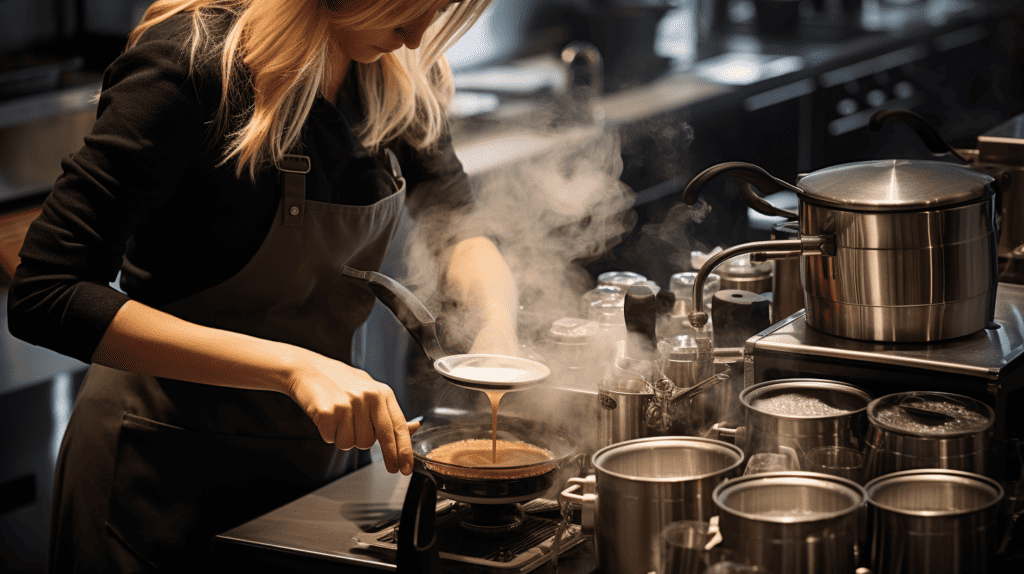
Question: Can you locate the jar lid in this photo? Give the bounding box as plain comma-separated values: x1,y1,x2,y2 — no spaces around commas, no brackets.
598,271,648,290
867,392,994,437
582,284,624,306
547,317,599,343
796,160,994,212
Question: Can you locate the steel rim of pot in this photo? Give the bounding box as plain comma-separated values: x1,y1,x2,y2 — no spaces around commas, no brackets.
864,468,1004,518
713,471,867,524
740,379,872,420
866,391,995,438
592,436,745,483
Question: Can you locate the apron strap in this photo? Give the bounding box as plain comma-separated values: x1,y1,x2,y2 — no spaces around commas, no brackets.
279,154,311,227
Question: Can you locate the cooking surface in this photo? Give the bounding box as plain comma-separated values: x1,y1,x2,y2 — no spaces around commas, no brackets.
213,461,597,573
748,283,1024,380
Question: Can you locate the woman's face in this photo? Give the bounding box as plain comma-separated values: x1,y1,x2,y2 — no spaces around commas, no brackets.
332,0,464,63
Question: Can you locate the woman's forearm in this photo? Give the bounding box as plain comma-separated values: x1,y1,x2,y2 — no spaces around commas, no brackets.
90,299,417,473
91,299,299,394
445,236,520,354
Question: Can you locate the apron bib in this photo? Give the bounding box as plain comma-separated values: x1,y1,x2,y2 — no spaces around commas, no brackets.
48,152,407,573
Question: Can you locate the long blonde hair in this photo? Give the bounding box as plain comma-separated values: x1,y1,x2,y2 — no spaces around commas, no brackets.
129,0,492,178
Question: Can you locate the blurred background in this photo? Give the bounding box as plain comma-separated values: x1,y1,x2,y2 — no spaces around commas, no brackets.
2,1,1022,571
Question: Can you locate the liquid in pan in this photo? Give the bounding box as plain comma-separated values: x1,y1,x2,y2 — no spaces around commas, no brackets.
425,439,555,479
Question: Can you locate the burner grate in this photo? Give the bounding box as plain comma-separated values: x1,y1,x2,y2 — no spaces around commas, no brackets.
378,507,563,563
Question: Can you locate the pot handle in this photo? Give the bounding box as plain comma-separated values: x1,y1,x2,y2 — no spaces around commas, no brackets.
868,109,972,164
559,475,597,537
683,161,801,219
713,423,747,450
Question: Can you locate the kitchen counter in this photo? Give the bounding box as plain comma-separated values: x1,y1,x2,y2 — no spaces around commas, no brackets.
213,459,599,574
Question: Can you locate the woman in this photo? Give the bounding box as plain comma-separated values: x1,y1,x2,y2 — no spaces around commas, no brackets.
7,0,516,571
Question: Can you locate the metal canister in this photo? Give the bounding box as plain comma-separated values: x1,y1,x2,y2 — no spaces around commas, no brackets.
864,469,1004,574
739,379,873,461
713,472,868,574
561,437,745,574
862,391,994,481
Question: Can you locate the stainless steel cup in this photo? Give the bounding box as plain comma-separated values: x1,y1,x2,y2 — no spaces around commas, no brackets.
864,469,1004,574
713,472,868,574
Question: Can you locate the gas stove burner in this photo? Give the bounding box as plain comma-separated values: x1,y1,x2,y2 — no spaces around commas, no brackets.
458,503,526,538
356,499,583,571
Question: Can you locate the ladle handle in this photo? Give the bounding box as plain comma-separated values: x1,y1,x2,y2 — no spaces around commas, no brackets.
868,109,972,163
342,266,446,362
682,161,801,219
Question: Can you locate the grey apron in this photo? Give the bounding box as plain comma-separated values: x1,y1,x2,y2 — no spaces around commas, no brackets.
47,152,407,573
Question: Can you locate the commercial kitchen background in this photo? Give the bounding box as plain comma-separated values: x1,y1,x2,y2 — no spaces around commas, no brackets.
2,0,1022,571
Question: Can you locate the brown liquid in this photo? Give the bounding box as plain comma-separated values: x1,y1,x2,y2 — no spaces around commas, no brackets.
425,439,555,479
484,390,504,463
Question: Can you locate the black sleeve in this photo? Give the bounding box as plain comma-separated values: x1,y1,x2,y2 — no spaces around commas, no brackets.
396,128,492,259
400,129,473,219
7,15,220,363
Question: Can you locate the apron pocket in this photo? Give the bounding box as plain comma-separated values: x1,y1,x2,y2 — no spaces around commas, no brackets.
105,412,364,569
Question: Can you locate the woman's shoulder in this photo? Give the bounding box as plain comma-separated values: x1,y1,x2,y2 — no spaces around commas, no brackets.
134,10,234,50
108,10,239,113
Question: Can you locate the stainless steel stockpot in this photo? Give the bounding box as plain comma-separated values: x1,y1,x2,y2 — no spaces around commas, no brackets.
862,391,994,481
726,379,872,463
864,469,1004,574
683,160,998,342
713,472,868,574
559,437,744,574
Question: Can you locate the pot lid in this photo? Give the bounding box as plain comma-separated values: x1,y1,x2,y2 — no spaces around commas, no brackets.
796,160,994,212
867,391,994,437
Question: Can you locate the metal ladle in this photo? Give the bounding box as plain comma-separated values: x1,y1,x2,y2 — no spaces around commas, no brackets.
341,267,550,392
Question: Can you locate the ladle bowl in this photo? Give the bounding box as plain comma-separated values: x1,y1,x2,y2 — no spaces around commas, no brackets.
342,266,550,391
434,354,550,392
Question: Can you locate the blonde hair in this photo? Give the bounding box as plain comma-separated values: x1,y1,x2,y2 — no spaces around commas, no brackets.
129,0,492,178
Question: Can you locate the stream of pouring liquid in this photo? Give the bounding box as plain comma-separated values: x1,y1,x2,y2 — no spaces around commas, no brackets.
484,390,505,463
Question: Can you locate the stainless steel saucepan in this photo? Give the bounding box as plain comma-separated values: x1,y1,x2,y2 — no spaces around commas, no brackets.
682,159,998,344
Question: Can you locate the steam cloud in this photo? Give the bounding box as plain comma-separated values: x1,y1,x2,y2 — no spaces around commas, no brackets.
402,129,637,351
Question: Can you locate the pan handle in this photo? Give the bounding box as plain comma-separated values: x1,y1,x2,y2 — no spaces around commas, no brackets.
683,161,801,219
868,109,972,163
397,469,440,574
342,266,447,362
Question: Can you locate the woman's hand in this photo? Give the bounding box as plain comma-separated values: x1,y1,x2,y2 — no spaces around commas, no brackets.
285,351,419,475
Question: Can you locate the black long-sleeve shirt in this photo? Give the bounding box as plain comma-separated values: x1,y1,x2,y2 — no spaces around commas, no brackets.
8,13,471,364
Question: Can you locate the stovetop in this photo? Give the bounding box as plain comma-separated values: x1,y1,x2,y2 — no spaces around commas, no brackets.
353,499,583,572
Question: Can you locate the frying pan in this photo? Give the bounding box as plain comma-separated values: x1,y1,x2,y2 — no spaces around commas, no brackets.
342,267,550,391
411,416,579,504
